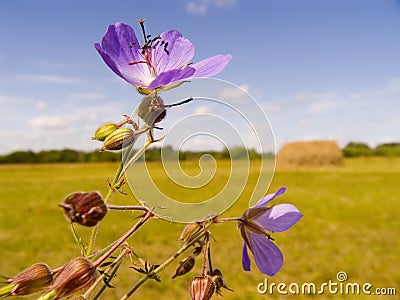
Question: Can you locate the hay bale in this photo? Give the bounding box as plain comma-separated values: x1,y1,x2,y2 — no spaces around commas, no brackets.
277,140,343,169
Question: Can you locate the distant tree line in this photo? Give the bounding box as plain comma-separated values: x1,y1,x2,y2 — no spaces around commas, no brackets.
1,142,398,164
342,142,400,157
0,146,273,164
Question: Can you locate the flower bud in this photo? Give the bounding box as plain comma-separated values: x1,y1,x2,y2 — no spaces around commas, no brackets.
137,94,166,125
99,127,136,151
92,122,118,141
59,192,107,227
1,263,53,297
190,275,215,300
172,255,195,279
50,257,97,299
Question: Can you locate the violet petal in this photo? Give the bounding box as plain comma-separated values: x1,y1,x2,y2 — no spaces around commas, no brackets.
256,187,287,208
255,204,303,232
147,67,195,89
190,54,233,78
248,232,283,276
242,243,251,271
153,30,195,74
95,22,149,86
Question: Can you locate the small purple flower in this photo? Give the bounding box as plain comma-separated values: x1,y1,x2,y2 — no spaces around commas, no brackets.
95,20,232,93
238,187,303,276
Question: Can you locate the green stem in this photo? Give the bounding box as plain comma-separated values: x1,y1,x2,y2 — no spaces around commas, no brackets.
37,289,57,300
118,139,152,181
87,136,152,256
215,216,242,223
0,284,16,298
120,230,206,300
107,205,149,211
87,162,124,256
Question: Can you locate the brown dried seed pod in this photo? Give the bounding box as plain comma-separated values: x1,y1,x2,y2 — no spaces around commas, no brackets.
172,255,195,279
51,257,97,299
190,275,215,300
59,191,107,227
179,222,202,243
6,263,53,296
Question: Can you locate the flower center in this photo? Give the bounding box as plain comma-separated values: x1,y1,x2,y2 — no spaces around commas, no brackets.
128,19,170,81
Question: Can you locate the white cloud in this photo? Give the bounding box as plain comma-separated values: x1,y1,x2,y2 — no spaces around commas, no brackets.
194,105,210,114
218,84,250,100
35,101,47,110
28,115,69,129
14,74,83,85
263,90,341,116
348,77,400,100
67,92,105,101
0,94,32,105
186,0,237,16
27,111,100,130
186,1,208,16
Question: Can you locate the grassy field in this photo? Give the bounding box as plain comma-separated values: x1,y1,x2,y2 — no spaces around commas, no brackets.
0,157,399,299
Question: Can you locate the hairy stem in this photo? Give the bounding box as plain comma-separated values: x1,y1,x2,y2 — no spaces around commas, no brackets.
107,205,150,211
87,162,124,256
119,138,152,181
87,134,154,256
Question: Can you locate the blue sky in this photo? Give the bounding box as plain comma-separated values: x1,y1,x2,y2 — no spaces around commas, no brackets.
1,0,399,154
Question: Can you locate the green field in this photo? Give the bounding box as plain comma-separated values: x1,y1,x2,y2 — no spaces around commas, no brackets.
0,157,399,299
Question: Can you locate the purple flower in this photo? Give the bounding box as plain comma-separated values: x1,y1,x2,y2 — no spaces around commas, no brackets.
95,21,232,93
238,187,303,276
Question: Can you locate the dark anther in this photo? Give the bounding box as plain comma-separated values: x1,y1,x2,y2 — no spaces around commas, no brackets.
266,233,274,241
164,42,169,55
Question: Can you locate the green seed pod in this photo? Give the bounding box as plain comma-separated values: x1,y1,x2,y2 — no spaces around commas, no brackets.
190,275,215,300
99,127,136,151
172,255,195,279
92,122,118,141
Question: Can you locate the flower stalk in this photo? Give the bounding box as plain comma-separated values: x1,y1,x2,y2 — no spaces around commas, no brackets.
83,245,132,300
120,230,207,300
